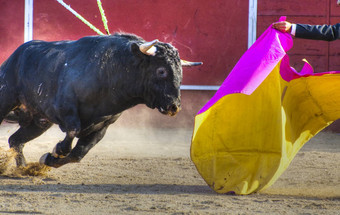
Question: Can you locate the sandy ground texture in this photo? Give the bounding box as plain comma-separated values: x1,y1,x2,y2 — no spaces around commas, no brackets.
0,122,338,215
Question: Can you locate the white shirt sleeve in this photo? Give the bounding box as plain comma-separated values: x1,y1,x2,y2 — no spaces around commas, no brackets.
291,24,296,36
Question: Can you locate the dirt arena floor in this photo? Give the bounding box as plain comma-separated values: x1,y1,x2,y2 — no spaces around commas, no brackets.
0,121,339,214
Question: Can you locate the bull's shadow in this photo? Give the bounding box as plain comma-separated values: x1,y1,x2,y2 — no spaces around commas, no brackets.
0,182,338,201
0,182,214,195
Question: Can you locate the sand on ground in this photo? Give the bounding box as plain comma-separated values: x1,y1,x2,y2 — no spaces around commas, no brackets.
0,122,338,215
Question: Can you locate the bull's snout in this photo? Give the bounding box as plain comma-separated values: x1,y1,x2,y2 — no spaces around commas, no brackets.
168,104,181,116
158,103,181,116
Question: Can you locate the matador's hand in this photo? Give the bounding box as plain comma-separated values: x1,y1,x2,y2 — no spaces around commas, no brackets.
272,21,292,33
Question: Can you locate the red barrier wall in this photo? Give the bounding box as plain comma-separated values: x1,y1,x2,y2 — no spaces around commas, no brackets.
0,1,24,64
2,1,340,85
33,0,248,86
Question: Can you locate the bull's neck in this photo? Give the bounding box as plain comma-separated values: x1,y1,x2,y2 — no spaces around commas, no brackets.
101,65,146,112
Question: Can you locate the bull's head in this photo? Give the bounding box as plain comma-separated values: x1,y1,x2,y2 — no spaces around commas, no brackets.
131,39,202,116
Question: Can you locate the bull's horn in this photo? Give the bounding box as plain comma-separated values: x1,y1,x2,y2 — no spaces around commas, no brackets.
139,39,159,56
181,60,203,67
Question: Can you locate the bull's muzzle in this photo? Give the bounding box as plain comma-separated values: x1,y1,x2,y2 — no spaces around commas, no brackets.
159,103,181,116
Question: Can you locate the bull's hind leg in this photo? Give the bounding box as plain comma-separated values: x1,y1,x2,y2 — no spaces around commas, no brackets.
0,78,20,121
40,125,109,168
9,120,52,167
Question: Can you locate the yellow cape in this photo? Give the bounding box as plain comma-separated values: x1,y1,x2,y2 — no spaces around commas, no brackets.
191,25,340,195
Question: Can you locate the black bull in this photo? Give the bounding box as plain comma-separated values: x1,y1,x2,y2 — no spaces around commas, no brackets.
0,33,201,168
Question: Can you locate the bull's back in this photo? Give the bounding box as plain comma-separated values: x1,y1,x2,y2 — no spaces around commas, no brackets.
1,40,68,84
0,40,75,118
0,35,139,124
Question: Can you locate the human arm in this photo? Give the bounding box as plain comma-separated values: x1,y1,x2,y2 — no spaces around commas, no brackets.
294,23,340,41
272,21,340,41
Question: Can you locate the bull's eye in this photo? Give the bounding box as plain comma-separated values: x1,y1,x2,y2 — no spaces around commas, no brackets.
156,67,168,79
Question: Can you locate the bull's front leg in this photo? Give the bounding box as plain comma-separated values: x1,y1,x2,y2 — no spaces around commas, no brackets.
51,132,75,158
51,94,81,158
40,125,109,168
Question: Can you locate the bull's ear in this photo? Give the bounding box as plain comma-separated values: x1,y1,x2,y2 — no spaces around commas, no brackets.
131,40,158,57
139,40,158,56
131,42,145,59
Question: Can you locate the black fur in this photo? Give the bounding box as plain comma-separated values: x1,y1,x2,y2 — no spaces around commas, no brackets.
0,33,183,168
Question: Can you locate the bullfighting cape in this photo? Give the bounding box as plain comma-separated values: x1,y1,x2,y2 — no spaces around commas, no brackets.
191,18,340,195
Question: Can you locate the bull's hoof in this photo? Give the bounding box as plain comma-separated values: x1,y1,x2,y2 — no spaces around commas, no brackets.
39,153,51,165
39,153,64,168
52,145,66,158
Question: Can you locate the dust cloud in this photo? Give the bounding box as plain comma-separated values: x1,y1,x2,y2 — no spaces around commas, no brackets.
0,147,51,177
